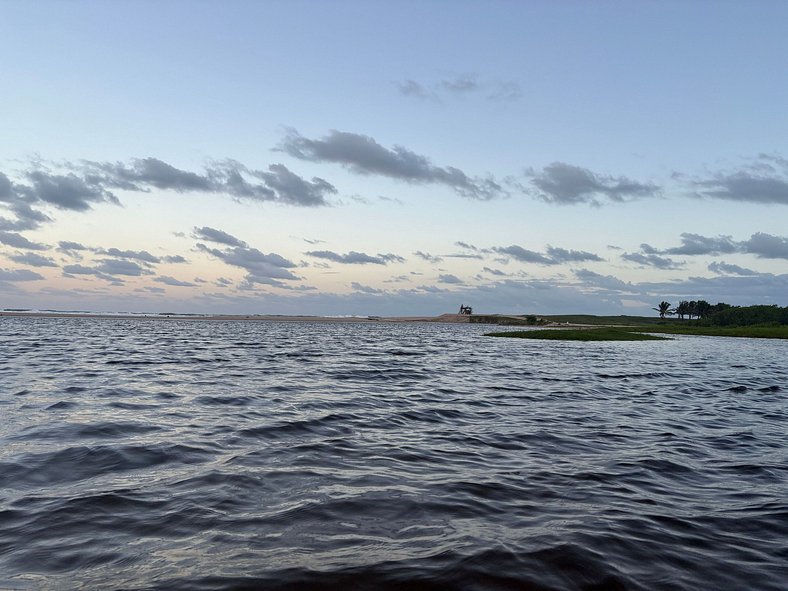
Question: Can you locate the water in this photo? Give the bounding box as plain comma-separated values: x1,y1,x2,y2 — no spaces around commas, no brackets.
1,317,786,590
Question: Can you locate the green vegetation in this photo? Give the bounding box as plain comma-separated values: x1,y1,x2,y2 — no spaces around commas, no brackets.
630,324,788,339
469,314,548,326
481,303,788,340
487,324,788,340
486,328,670,341
539,314,669,326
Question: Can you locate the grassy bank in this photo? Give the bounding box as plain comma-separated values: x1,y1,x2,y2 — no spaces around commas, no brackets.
486,328,669,341
486,324,788,340
630,325,788,339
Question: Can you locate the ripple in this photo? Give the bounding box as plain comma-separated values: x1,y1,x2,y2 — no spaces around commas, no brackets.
1,317,786,590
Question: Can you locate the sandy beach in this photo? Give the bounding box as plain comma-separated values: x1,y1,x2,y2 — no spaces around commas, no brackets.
0,311,473,323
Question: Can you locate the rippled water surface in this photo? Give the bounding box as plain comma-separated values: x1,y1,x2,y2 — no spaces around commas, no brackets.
1,317,786,590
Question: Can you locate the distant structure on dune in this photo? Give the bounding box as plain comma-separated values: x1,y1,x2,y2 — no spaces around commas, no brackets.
458,304,473,315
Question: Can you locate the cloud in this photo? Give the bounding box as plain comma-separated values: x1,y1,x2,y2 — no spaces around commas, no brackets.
350,282,384,294
8,252,57,267
708,261,758,276
91,157,214,192
573,268,634,292
305,250,405,265
527,162,659,205
279,129,504,200
545,246,604,263
482,267,508,277
2,157,337,228
440,75,479,94
0,232,48,251
653,232,788,260
662,233,738,256
621,251,684,270
414,250,443,264
742,232,788,259
95,259,153,276
57,240,89,254
192,226,247,247
197,243,299,285
395,79,434,100
437,274,463,284
61,264,120,282
396,76,521,102
97,248,160,264
252,163,336,207
154,275,196,287
444,253,484,260
0,172,13,200
492,245,556,265
23,170,119,211
0,268,45,281
693,156,788,205
162,255,187,264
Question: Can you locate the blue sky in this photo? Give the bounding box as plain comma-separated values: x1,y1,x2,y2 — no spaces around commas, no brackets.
2,1,787,315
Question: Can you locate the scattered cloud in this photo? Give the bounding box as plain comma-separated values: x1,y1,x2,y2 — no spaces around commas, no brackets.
23,170,119,211
621,251,684,270
492,245,557,265
708,261,758,276
0,157,336,235
57,241,89,255
414,250,443,264
437,273,463,284
192,226,247,247
351,281,384,294
693,155,788,205
661,233,738,256
7,252,58,267
279,129,504,200
197,242,299,286
650,232,788,260
0,268,45,281
95,259,153,277
97,248,160,264
573,268,634,292
305,250,405,265
545,246,604,263
482,267,508,277
154,275,196,287
162,255,187,264
251,163,336,206
527,162,659,205
0,232,48,251
439,75,479,94
743,232,788,259
396,75,521,102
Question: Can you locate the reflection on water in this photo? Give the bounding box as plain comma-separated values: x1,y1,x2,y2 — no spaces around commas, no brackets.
1,317,786,590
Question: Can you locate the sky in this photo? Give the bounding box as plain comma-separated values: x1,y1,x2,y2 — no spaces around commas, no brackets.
1,1,787,316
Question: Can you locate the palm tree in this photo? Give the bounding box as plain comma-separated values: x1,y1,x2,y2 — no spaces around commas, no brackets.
687,300,698,320
675,300,689,320
653,301,672,319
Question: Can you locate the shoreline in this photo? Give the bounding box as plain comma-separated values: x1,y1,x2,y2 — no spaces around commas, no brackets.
0,311,475,324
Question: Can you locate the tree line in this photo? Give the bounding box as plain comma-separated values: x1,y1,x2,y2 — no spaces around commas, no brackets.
652,301,788,326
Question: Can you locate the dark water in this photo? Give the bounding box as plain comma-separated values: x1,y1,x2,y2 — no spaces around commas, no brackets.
1,317,786,590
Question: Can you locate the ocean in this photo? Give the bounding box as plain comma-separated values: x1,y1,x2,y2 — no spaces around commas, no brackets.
1,316,786,590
